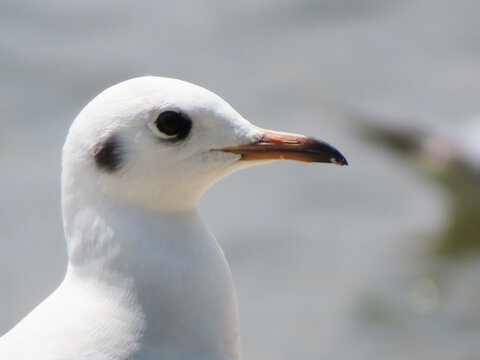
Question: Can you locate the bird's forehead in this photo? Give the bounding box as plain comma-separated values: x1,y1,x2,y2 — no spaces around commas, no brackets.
128,77,226,109
73,76,254,145
98,76,241,124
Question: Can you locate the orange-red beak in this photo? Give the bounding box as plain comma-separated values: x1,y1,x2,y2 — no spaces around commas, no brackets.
222,129,348,165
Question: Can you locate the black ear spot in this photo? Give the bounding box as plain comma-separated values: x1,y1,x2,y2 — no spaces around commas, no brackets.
94,134,123,172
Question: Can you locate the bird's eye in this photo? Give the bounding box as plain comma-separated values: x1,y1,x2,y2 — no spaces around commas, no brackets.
151,111,192,140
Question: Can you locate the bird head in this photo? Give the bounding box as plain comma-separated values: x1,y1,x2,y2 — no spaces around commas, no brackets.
62,76,347,213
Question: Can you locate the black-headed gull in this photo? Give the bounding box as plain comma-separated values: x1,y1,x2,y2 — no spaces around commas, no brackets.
0,77,347,360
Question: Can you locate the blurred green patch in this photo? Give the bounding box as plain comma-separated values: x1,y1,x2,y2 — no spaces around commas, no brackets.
360,122,480,259
433,167,480,258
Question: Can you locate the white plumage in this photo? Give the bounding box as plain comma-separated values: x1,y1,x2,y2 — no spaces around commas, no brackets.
0,77,346,359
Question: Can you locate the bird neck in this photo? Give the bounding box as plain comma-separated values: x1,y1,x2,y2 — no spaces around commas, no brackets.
62,195,241,359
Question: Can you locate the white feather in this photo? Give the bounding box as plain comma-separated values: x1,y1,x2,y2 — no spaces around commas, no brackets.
0,77,268,360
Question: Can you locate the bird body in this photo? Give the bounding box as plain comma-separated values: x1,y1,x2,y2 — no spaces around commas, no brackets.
0,77,346,359
1,209,239,359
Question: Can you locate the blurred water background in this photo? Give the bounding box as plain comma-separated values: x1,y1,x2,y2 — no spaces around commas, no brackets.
1,1,479,359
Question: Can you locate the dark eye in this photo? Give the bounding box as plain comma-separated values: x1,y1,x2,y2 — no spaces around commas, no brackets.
152,111,192,140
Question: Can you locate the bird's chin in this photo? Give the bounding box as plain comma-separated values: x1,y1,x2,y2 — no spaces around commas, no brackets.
208,150,274,169
198,149,240,164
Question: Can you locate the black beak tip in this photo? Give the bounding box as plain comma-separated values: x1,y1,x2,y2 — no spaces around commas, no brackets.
314,139,348,166
331,153,348,166
331,158,348,166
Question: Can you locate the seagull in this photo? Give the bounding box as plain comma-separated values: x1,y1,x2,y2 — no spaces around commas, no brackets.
0,76,347,360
